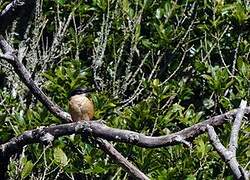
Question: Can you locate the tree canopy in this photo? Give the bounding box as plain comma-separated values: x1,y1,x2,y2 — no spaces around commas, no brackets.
0,0,249,179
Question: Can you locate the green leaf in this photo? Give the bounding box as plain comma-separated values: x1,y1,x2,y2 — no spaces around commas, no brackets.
55,67,65,80
122,0,129,13
107,102,116,108
26,109,33,122
21,160,34,179
56,0,65,5
233,2,248,23
186,175,197,180
156,8,163,19
246,149,250,157
203,99,214,110
54,147,68,167
196,140,206,159
135,24,141,42
92,165,106,173
172,103,184,113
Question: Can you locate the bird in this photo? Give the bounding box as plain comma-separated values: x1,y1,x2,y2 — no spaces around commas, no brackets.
68,88,94,122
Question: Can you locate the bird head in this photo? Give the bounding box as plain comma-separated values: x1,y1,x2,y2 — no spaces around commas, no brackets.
69,87,94,98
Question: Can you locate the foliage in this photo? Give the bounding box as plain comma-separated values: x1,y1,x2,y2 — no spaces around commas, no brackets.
0,0,250,179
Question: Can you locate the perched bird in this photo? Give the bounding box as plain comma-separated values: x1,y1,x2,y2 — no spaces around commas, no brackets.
68,88,94,122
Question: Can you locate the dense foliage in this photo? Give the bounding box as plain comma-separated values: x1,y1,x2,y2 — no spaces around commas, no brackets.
0,0,250,179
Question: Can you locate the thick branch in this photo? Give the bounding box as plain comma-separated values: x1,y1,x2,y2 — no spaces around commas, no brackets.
1,105,250,158
207,125,248,180
0,105,249,178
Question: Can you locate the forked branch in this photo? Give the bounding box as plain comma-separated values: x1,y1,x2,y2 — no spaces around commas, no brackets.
207,100,249,180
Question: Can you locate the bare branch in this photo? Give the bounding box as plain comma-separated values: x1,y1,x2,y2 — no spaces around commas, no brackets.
162,46,188,85
229,100,247,155
217,43,233,77
207,100,249,180
207,125,229,158
207,125,248,180
232,34,242,75
202,25,229,62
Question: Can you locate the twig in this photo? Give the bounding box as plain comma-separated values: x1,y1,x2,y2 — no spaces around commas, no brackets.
232,34,241,76
202,25,229,62
172,7,196,54
217,43,233,77
161,46,189,85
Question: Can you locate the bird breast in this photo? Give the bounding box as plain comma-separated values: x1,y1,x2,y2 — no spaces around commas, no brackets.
69,94,94,121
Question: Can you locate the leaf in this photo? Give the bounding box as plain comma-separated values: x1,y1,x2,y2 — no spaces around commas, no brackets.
153,79,160,87
196,140,206,159
122,0,129,13
26,109,33,122
43,72,56,83
107,102,116,108
156,8,163,19
194,61,206,72
172,103,184,113
21,160,34,179
54,147,68,167
55,67,65,80
135,24,141,42
56,0,65,5
92,165,106,173
246,149,250,157
186,175,197,180
225,79,234,90
203,99,214,110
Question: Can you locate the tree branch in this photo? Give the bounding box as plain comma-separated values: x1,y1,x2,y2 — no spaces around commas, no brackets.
207,100,249,180
1,103,250,159
207,125,243,179
0,105,249,178
229,100,247,155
